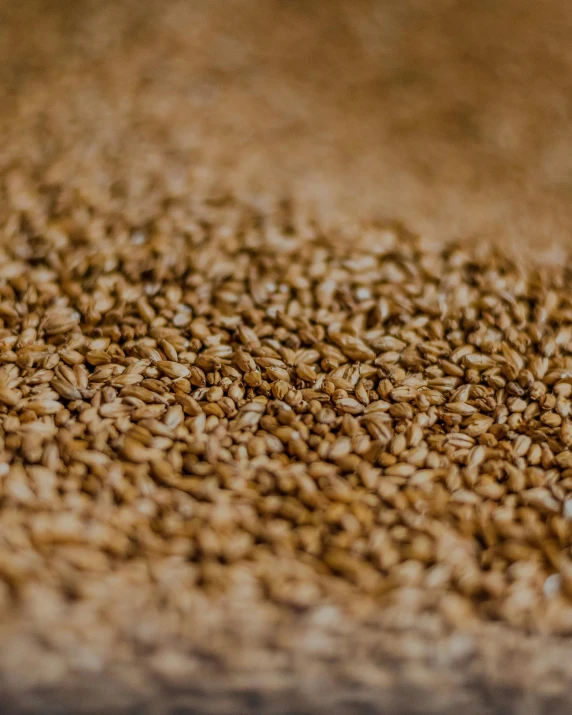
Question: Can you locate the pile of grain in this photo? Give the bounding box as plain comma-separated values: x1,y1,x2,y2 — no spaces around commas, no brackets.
1,173,572,655
4,2,572,711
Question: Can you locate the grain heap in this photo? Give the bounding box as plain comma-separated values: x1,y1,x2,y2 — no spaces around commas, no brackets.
2,174,572,652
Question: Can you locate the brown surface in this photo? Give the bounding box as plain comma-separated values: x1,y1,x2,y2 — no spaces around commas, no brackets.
2,1,572,713
2,0,572,253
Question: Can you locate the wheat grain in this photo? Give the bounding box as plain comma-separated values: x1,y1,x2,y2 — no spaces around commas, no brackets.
1,185,572,672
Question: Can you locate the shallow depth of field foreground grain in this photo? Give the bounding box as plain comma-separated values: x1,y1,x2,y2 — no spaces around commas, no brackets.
4,2,572,714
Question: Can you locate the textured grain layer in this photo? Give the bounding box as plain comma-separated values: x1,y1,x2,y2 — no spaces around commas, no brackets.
2,1,572,713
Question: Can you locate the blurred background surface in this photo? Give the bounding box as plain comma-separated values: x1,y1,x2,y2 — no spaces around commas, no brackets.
1,0,572,254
